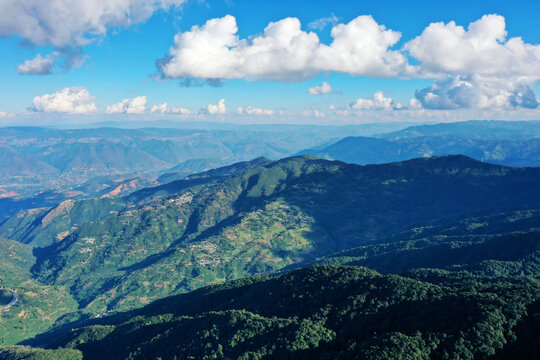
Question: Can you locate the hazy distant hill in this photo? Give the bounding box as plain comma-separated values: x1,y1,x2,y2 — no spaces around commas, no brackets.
0,125,365,177
298,136,404,164
301,135,540,167
0,125,370,219
1,121,539,222
37,141,168,174
0,146,58,177
382,120,540,140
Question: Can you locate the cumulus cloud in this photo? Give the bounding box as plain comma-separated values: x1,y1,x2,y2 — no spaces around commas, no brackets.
199,99,226,115
30,87,97,113
0,0,186,48
158,15,407,81
151,103,191,115
307,81,333,95
1,0,186,74
301,109,325,118
408,98,422,110
351,91,398,110
405,14,540,80
405,14,540,110
235,106,274,115
415,76,539,109
328,105,349,116
313,16,407,77
106,96,147,114
157,13,540,111
0,111,9,117
335,109,349,116
16,53,58,75
308,14,339,30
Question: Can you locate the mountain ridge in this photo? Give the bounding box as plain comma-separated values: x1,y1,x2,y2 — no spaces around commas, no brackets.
0,154,535,314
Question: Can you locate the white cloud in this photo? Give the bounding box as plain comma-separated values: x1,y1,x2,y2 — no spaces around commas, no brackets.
106,96,147,114
405,14,540,80
351,91,396,110
313,15,407,77
157,13,540,112
405,15,540,110
329,106,349,116
1,1,186,74
199,99,226,115
415,75,539,109
151,102,191,115
301,109,325,117
307,81,333,95
0,111,9,117
16,53,58,75
408,98,422,110
0,0,186,48
159,15,407,81
30,87,97,114
235,106,274,115
307,14,339,30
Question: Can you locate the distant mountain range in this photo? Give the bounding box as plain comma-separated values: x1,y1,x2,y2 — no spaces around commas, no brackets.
0,125,353,193
300,135,540,167
383,120,540,140
0,125,368,220
0,124,391,180
0,120,538,222
299,120,540,167
0,146,58,178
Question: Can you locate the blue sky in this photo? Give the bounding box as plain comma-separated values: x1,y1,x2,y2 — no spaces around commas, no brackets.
0,0,539,125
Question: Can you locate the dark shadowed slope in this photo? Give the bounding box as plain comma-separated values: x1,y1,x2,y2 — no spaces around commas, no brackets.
14,262,540,360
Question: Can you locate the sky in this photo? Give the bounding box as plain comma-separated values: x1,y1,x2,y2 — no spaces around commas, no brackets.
0,0,539,126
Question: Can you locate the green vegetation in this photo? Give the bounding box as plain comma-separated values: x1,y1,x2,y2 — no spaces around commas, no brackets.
30,156,540,312
0,237,34,284
0,282,78,345
0,198,126,247
0,238,78,345
16,264,540,359
2,155,538,315
157,157,272,184
0,346,82,360
314,209,540,276
0,154,538,356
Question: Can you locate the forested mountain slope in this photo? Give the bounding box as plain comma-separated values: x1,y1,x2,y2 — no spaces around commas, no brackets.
1,155,537,314
0,155,538,356
8,263,539,360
